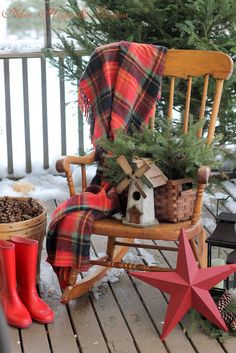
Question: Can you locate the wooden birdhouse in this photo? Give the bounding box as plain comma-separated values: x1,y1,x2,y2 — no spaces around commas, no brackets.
116,156,167,227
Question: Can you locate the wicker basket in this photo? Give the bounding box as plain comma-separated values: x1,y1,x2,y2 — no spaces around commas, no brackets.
154,178,196,223
0,197,47,282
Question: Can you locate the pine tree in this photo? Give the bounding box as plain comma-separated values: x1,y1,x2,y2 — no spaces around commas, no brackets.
52,0,236,143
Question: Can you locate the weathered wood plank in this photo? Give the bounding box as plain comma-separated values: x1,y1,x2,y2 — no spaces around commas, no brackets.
181,315,227,353
114,272,194,353
91,236,169,353
68,295,110,353
222,180,236,204
130,275,198,353
221,338,236,353
204,186,234,216
88,236,140,352
20,323,51,353
134,241,200,352
39,199,80,353
92,235,207,352
40,265,80,353
202,205,217,234
90,282,139,353
8,327,22,353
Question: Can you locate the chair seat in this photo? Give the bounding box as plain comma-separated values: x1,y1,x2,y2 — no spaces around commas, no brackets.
93,217,202,241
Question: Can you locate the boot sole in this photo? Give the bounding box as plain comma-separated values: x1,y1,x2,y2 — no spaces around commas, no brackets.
8,320,32,329
32,318,54,324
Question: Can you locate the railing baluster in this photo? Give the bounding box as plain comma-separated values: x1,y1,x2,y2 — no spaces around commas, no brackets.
0,50,87,176
40,57,49,169
78,106,84,156
77,57,84,156
4,59,13,175
59,57,66,156
22,58,32,173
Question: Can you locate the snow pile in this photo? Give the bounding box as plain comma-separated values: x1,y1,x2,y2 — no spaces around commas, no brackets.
137,247,160,266
0,41,43,53
39,260,61,300
91,268,125,300
0,164,97,202
89,246,160,300
204,184,236,214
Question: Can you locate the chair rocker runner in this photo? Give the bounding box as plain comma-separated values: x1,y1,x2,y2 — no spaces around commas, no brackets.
55,49,233,303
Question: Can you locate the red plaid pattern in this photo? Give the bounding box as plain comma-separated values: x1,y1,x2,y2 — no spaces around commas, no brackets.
79,41,166,144
46,42,166,286
46,186,120,288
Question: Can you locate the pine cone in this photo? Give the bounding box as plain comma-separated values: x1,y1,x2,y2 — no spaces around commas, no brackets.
230,319,236,332
217,291,232,312
221,311,236,325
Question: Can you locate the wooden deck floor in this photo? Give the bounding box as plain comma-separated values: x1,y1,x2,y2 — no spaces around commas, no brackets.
7,179,236,353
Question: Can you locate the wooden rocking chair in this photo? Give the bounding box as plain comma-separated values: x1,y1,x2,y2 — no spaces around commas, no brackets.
56,49,233,303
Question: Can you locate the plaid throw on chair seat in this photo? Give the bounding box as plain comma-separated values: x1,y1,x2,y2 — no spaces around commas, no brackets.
46,185,119,288
46,41,166,287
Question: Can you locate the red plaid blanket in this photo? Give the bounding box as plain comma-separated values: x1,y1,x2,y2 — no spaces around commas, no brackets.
79,41,166,143
46,185,119,288
46,42,166,287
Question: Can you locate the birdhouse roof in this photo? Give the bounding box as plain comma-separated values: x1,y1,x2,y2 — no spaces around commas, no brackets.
127,204,143,215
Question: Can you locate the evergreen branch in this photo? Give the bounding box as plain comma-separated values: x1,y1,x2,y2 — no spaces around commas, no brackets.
96,118,223,184
43,0,236,146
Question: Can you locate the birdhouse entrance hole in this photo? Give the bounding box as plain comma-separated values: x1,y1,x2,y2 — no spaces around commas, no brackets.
132,191,141,201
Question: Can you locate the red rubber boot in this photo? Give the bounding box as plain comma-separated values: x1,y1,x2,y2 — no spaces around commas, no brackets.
0,240,32,328
11,237,54,324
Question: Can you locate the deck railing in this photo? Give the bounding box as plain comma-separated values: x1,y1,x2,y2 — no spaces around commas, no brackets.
0,49,87,177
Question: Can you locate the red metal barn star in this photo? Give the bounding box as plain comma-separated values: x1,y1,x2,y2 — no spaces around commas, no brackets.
130,228,236,340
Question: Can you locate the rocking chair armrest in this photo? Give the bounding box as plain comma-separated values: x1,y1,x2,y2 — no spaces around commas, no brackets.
196,165,211,185
56,150,96,196
56,151,96,173
191,166,211,224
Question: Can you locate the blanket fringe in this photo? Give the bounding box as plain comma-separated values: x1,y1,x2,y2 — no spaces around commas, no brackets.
78,88,95,141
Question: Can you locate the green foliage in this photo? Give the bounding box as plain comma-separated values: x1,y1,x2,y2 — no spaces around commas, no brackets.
96,118,222,184
51,0,236,143
186,292,236,340
187,309,230,341
58,0,236,52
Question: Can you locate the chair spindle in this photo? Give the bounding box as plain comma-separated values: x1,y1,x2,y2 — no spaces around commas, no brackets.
183,76,192,133
167,77,175,120
207,79,224,144
197,74,209,138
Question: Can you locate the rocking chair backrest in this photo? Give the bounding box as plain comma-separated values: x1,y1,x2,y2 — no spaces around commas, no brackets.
149,49,233,143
